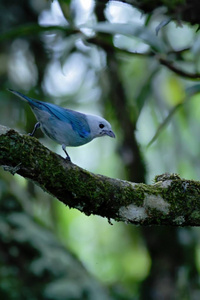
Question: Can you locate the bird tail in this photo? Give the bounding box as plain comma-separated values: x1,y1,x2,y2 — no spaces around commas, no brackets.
8,88,35,105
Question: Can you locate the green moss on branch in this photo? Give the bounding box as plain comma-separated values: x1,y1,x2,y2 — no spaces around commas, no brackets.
1,125,200,226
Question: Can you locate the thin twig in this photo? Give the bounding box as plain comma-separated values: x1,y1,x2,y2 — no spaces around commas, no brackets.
158,57,200,79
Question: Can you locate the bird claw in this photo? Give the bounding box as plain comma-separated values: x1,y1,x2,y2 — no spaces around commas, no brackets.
65,156,71,162
29,122,40,137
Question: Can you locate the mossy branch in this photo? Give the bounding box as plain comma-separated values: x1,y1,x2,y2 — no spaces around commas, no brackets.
1,125,200,226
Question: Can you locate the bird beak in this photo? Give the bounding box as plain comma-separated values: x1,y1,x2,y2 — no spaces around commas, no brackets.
104,130,115,138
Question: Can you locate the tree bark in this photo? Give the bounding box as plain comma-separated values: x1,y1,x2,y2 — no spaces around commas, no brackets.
1,125,200,226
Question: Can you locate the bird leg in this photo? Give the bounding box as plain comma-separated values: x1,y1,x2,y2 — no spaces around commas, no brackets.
62,144,71,161
29,122,40,137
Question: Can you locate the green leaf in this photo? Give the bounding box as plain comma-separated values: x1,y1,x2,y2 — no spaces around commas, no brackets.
0,24,76,42
155,18,171,36
135,67,159,118
82,22,166,52
192,34,200,55
147,84,200,147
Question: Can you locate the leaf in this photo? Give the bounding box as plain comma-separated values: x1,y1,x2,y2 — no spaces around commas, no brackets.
135,66,159,118
0,24,75,42
192,34,200,55
82,22,166,52
147,84,200,147
59,33,82,67
155,18,171,36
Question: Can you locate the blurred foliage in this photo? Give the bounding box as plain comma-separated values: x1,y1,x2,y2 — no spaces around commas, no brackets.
1,0,200,299
0,173,111,300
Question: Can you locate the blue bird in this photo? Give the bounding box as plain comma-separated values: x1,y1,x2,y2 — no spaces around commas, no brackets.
8,89,115,161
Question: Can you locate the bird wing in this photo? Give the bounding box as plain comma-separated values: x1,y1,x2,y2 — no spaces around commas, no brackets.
40,102,91,138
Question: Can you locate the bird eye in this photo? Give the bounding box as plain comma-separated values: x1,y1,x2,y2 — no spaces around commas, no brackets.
99,123,105,129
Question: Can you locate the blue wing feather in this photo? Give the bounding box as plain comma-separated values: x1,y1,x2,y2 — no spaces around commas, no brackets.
41,102,91,138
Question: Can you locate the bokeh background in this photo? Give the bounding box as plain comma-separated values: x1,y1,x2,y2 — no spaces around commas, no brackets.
1,0,200,299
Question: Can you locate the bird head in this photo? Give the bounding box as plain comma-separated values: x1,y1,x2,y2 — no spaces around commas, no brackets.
86,114,115,140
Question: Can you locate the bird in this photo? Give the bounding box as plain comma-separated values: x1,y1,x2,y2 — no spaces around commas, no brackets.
8,89,115,161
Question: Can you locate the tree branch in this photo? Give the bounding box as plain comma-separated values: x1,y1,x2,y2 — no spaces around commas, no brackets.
158,57,200,79
1,125,200,226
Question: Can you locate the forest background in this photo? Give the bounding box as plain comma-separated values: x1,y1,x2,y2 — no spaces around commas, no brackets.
1,0,200,299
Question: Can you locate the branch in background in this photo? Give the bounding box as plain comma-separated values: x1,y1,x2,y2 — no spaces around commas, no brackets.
1,125,200,226
158,56,200,79
94,2,148,183
89,37,199,80
1,21,198,81
106,54,147,183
